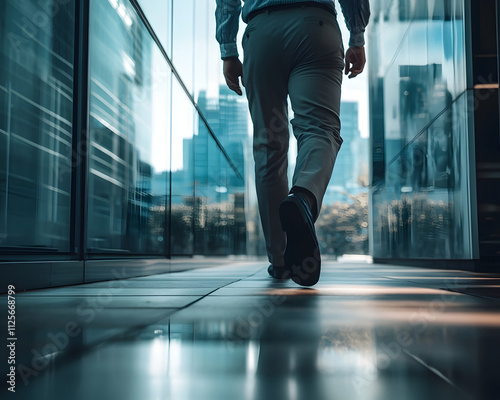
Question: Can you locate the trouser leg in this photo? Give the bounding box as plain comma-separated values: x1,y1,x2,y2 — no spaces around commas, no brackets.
286,8,345,215
242,15,290,266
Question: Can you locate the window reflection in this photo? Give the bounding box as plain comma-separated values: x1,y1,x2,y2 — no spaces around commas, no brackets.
369,0,474,259
0,0,75,252
170,78,195,255
193,86,248,255
137,0,172,55
172,0,195,95
87,0,169,254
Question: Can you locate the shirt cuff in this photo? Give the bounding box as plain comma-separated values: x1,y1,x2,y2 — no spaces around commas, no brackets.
220,43,239,60
349,31,366,48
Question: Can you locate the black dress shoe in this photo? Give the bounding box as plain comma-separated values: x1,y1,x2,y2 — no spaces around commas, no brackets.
267,264,290,280
279,193,321,286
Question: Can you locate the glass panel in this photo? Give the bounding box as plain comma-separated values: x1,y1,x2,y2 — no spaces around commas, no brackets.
375,0,411,71
87,0,170,254
136,0,172,56
172,0,194,95
372,92,474,259
219,85,248,256
170,77,194,255
383,32,409,164
194,86,248,255
0,0,75,252
369,0,474,260
191,2,250,256
193,0,211,101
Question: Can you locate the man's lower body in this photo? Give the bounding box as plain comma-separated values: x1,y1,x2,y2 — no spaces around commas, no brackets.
242,4,344,285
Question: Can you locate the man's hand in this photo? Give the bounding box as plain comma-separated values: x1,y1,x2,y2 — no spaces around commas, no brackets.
223,57,244,96
344,46,366,79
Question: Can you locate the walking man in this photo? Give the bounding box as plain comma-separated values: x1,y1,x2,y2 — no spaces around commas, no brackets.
216,0,370,286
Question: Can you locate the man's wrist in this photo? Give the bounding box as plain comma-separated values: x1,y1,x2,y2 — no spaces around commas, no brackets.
220,43,239,60
222,56,239,61
349,31,366,48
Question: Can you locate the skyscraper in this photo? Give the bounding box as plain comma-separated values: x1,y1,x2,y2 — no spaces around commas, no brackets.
324,100,368,203
180,85,250,255
196,85,248,194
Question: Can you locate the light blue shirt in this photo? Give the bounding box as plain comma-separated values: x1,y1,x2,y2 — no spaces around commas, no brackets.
216,0,370,59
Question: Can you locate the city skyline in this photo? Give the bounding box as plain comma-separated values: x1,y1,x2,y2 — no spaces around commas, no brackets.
138,0,369,173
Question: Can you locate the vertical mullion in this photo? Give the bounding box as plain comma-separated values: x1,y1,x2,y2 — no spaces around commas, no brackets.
191,0,196,256
167,0,174,258
71,0,90,264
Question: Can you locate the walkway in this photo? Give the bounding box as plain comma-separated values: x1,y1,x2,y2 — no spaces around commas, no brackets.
6,260,500,399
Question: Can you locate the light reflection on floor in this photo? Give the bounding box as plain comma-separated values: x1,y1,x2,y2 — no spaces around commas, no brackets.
6,261,500,399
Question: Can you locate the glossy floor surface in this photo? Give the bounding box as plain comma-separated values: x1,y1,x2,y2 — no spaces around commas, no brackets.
3,260,500,400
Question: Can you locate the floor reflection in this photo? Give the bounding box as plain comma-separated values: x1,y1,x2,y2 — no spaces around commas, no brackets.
10,261,500,399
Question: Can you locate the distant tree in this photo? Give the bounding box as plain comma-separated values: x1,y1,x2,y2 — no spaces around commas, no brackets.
316,193,369,256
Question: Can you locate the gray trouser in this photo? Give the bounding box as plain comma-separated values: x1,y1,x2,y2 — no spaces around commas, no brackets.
242,6,344,266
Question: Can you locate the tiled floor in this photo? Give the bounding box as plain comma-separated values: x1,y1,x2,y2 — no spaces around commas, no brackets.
3,260,500,400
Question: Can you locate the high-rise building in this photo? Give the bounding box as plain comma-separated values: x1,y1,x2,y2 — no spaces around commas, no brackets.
195,85,249,197
181,85,250,254
324,101,368,203
330,102,358,188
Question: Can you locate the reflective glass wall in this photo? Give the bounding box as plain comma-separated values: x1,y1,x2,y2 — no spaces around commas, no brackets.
0,0,247,263
0,0,75,253
87,0,172,255
368,0,478,260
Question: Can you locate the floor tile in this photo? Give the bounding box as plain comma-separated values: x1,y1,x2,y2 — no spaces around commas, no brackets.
6,261,500,400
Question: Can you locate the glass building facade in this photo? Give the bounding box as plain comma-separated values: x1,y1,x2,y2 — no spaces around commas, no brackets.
0,0,76,253
368,0,500,268
0,0,250,288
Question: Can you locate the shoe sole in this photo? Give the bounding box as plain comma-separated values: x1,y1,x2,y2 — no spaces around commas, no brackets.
279,197,321,286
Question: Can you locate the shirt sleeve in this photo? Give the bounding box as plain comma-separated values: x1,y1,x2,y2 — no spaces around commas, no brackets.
215,0,242,59
337,0,371,47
